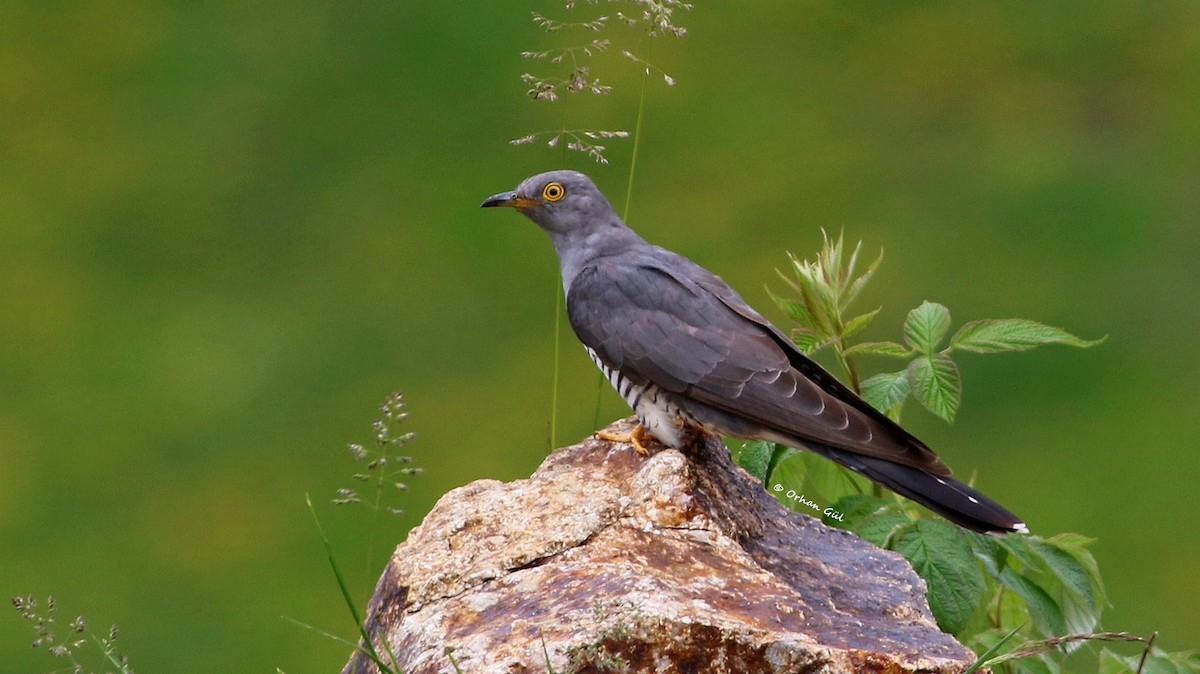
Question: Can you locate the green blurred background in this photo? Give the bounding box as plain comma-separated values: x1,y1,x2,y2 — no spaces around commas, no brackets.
2,1,1198,671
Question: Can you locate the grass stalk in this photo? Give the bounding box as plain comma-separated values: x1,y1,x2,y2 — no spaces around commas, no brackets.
306,495,403,674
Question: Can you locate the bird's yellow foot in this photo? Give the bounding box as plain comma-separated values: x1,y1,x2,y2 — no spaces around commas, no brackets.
595,423,657,456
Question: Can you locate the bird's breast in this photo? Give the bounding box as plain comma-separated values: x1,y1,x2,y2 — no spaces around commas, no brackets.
585,347,693,448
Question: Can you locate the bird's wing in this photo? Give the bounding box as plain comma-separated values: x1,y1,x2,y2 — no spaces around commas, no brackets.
567,254,949,474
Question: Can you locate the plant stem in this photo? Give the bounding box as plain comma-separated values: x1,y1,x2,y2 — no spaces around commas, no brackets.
622,60,650,222
306,495,402,673
835,341,862,393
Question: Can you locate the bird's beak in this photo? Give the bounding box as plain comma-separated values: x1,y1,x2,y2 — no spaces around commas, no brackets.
481,191,540,210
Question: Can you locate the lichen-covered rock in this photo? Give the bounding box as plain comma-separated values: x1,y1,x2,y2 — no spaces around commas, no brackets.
342,418,975,674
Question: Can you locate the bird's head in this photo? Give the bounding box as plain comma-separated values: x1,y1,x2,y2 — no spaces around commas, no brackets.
481,170,618,235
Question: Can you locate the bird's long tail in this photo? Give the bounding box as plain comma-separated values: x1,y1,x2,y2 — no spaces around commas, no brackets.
813,445,1028,535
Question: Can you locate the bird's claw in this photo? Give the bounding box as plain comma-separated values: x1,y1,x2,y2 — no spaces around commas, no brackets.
595,423,655,456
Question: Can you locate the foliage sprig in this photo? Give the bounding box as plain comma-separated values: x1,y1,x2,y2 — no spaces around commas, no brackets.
734,233,1197,673
770,230,1105,423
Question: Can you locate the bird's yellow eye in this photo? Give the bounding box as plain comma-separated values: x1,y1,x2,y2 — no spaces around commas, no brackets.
542,181,566,202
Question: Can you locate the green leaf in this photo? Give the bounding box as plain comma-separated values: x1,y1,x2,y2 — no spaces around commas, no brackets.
893,520,986,635
852,512,913,547
1029,537,1104,638
962,624,1026,674
908,353,962,422
824,494,913,547
786,251,839,334
825,493,897,532
843,341,912,359
1047,533,1106,601
1100,647,1200,674
764,443,795,485
772,451,870,508
997,535,1104,642
765,447,806,510
790,327,829,354
735,440,772,482
1032,540,1096,609
1011,655,1061,674
998,566,1068,637
1099,649,1139,674
966,529,1006,573
841,306,881,339
767,285,819,331
806,453,873,504
904,301,952,354
861,369,912,414
843,247,884,308
950,319,1107,354
828,493,888,521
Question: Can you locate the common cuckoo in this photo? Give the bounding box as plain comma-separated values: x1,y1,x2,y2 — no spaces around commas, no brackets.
482,169,1026,534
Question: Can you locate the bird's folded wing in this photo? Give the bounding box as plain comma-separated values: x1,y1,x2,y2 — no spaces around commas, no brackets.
567,256,948,474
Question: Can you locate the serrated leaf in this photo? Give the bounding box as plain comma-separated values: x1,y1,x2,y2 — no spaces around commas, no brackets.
968,530,1008,576
843,341,912,358
790,327,829,354
893,520,986,635
999,566,1068,637
904,301,952,354
841,306,881,339
1031,540,1096,608
998,535,1104,643
853,513,913,547
997,533,1043,569
908,353,962,422
825,493,897,532
950,319,1107,354
767,285,819,331
735,440,772,482
843,247,883,308
1046,533,1105,601
829,493,886,520
1028,538,1103,639
861,370,912,414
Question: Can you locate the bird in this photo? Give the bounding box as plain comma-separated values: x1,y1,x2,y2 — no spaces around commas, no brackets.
482,169,1027,535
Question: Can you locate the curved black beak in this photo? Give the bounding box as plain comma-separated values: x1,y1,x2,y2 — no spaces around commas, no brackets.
481,191,540,209
481,191,517,208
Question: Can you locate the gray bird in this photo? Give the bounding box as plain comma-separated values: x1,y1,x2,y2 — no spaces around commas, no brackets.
482,169,1026,534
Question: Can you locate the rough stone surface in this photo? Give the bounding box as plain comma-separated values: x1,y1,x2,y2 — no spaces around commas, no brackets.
342,417,976,674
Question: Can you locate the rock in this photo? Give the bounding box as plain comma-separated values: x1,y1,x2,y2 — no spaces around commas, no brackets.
342,417,976,674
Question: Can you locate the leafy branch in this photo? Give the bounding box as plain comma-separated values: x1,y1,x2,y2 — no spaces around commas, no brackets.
734,233,1200,673
770,230,1105,423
